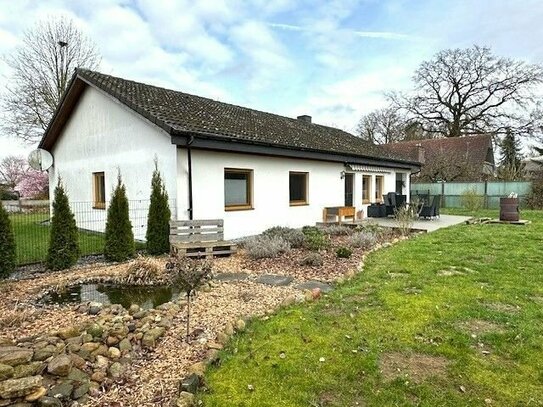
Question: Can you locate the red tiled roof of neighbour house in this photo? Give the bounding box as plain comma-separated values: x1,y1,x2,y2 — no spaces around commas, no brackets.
39,69,420,168
381,135,495,174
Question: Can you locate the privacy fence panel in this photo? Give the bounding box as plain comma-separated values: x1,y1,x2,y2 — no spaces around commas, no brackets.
3,199,176,266
411,181,532,209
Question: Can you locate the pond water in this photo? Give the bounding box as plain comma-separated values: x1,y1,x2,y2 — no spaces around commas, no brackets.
41,283,183,310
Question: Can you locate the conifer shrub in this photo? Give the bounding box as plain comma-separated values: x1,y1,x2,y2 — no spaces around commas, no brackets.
46,181,80,270
146,162,171,255
0,204,16,278
104,174,135,262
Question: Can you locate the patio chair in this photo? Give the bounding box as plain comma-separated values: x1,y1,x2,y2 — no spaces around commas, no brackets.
384,192,396,216
419,195,441,219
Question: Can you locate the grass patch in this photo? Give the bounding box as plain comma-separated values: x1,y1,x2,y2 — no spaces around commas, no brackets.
201,210,543,406
10,213,141,265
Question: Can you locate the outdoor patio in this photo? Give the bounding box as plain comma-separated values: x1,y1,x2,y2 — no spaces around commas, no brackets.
365,214,472,232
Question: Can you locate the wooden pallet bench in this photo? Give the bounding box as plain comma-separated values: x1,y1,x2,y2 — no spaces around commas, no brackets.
169,219,237,259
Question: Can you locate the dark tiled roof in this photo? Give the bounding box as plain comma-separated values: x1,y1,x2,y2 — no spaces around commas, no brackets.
65,69,415,164
381,135,494,169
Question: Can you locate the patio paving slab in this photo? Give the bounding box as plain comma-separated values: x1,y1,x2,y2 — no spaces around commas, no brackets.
255,274,294,286
295,280,333,293
214,272,250,282
365,214,472,232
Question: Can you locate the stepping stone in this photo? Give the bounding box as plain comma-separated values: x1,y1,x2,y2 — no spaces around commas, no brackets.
255,274,293,286
214,272,249,282
296,280,333,293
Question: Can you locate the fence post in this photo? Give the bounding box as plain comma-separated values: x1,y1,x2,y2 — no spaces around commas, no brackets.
441,182,445,208
484,181,488,209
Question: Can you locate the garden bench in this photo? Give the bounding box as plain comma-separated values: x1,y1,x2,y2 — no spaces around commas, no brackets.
169,219,237,259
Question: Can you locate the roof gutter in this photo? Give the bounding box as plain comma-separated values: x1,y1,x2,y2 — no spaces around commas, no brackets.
171,130,421,171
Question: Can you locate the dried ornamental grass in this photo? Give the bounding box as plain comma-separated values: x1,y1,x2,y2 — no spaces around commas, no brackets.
116,255,169,285
348,231,378,250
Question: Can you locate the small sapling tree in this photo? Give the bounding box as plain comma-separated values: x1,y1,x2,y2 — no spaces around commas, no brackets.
166,256,212,343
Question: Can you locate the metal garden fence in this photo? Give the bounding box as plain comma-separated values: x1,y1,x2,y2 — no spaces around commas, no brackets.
411,181,532,209
5,199,176,266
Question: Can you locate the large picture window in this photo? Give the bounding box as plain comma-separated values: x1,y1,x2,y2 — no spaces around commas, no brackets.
375,175,384,202
93,172,106,209
224,168,252,210
289,172,308,205
362,175,371,204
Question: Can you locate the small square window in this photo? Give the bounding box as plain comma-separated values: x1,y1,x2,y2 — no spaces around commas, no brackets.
289,172,308,205
93,172,106,209
224,169,253,210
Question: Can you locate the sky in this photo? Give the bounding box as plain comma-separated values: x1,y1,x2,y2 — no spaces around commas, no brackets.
0,0,542,160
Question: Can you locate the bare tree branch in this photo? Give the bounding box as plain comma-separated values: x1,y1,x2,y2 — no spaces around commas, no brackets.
1,16,101,144
388,46,543,139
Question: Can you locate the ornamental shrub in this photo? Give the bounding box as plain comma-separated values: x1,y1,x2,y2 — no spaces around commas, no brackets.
262,226,305,248
300,252,323,267
460,188,484,212
302,227,330,251
0,204,16,278
146,163,171,255
348,231,378,250
46,181,80,270
243,235,290,259
336,246,352,259
104,174,135,262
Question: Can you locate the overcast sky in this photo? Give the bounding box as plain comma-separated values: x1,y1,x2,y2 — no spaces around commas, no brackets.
1,0,542,159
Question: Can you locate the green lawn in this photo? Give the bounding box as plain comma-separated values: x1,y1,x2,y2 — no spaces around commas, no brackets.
201,210,543,406
11,213,106,265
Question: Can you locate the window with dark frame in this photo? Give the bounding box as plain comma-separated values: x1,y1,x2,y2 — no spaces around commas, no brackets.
289,172,308,205
362,175,371,204
224,168,252,210
93,172,106,209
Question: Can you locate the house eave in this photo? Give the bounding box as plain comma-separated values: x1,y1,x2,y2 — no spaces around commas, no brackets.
171,132,420,170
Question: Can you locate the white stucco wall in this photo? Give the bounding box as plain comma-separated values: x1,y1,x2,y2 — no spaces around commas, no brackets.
176,149,410,239
48,86,177,239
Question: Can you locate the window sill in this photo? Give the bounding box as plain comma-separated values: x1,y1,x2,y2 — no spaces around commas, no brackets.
289,202,309,207
93,205,106,210
225,206,254,212
362,200,370,205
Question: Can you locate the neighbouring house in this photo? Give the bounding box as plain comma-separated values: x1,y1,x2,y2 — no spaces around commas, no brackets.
38,69,420,240
523,156,543,180
382,135,496,182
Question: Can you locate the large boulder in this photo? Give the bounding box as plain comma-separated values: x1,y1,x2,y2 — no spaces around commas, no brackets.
0,347,33,367
0,363,14,380
47,355,72,376
142,327,165,348
176,391,195,407
0,375,42,399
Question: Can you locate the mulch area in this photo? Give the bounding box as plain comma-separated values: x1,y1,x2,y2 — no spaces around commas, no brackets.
0,229,406,406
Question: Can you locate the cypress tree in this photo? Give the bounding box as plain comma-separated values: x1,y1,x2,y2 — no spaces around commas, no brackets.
146,162,171,255
0,204,16,278
46,180,80,270
104,174,134,262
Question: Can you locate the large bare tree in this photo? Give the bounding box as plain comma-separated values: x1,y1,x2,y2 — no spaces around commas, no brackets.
389,46,543,139
356,106,408,144
2,17,100,143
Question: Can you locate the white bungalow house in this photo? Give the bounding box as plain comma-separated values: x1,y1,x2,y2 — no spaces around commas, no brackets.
39,69,420,240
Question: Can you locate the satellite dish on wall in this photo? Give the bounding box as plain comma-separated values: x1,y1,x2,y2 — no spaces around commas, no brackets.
28,149,54,171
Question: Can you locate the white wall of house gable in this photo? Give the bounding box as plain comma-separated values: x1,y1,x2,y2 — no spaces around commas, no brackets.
48,86,177,238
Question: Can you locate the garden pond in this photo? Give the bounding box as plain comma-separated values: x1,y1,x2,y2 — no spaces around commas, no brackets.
41,283,183,309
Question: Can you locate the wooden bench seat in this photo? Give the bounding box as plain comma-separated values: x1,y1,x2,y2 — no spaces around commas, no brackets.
169,219,237,259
